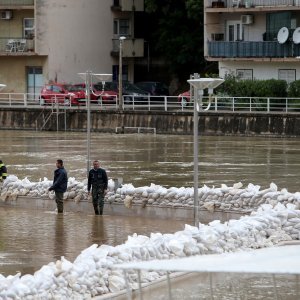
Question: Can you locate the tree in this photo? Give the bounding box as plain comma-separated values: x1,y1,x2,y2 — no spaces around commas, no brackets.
144,0,216,83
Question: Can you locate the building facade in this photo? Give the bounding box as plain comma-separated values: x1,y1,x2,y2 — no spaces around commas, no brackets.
204,0,300,82
0,0,144,94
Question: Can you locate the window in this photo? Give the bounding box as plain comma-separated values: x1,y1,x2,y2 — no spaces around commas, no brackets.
114,19,130,36
236,69,253,80
112,65,128,82
227,21,243,41
278,69,296,83
27,66,43,98
266,12,291,41
23,18,34,39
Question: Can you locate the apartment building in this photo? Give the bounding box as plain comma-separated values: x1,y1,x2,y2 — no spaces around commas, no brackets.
204,0,300,82
0,0,144,94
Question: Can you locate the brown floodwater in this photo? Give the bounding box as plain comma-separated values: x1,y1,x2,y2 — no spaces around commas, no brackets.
0,207,188,276
1,130,300,191
0,130,299,279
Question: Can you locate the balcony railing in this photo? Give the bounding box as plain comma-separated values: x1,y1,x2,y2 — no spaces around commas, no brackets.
0,0,34,5
208,41,300,58
208,0,298,9
111,0,144,11
111,38,144,57
0,38,34,54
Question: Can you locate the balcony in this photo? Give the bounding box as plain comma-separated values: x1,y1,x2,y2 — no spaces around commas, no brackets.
0,37,35,55
111,0,144,12
207,41,300,58
0,0,34,8
207,0,300,11
111,38,144,57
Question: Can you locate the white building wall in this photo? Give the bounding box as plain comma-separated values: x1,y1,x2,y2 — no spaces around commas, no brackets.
219,61,300,80
35,0,114,84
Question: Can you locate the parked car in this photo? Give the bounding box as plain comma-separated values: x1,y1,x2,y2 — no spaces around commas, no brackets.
100,81,149,104
135,81,169,96
178,90,191,107
39,83,86,106
74,83,117,104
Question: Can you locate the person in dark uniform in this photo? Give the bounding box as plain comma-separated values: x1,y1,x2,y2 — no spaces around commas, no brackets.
88,160,108,215
0,160,7,182
48,159,68,213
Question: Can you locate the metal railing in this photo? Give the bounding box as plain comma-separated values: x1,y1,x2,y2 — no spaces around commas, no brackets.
0,93,300,113
0,0,34,5
208,41,300,58
0,38,34,53
208,0,297,8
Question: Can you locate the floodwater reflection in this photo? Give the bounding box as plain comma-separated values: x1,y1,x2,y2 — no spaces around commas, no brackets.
0,207,187,276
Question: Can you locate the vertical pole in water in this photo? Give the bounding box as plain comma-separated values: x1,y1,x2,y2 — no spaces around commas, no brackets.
167,272,173,300
193,73,200,227
137,270,143,300
123,270,132,300
86,71,91,175
56,95,59,132
209,272,214,300
272,274,279,300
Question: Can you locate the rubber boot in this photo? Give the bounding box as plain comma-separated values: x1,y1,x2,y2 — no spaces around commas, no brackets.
93,204,99,215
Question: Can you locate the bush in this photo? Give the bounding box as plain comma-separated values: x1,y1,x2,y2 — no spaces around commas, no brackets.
216,75,287,98
288,80,300,97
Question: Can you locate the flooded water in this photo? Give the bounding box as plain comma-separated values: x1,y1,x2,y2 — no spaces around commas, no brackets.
0,129,299,280
1,130,300,191
0,207,187,276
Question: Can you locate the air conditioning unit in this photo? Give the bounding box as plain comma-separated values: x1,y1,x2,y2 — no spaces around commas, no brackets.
1,10,13,20
241,14,253,25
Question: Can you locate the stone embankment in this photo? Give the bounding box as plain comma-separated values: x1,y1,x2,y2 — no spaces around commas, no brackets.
1,107,300,136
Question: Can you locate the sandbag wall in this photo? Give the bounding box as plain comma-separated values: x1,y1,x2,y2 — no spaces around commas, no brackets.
1,176,300,214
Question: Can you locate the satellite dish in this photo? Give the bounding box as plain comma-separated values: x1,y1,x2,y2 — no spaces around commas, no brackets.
293,27,300,44
277,27,289,44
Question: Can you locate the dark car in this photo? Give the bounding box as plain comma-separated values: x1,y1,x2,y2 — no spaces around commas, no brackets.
135,81,169,96
99,81,149,104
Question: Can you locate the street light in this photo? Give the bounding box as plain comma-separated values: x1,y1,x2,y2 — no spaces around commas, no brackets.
187,76,224,227
78,72,112,175
118,36,126,110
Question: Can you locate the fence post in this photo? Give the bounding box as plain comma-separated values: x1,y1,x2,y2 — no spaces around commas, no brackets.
286,98,288,113
164,96,167,111
267,98,270,113
250,97,252,112
9,93,12,106
215,96,217,111
24,93,27,107
232,97,235,112
148,94,151,111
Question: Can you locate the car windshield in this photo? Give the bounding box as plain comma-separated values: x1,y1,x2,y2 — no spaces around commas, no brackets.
66,85,84,92
94,82,118,91
123,82,146,94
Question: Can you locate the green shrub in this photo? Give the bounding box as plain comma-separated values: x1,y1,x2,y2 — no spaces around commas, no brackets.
288,80,300,97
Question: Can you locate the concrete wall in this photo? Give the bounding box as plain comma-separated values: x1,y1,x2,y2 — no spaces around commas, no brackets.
1,107,300,136
35,0,115,84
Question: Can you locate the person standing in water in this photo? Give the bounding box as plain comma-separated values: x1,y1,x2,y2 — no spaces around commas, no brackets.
49,159,68,213
87,160,108,215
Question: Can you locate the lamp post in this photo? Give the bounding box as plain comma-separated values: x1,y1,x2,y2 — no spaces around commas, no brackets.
187,77,224,227
78,72,112,175
118,36,126,110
